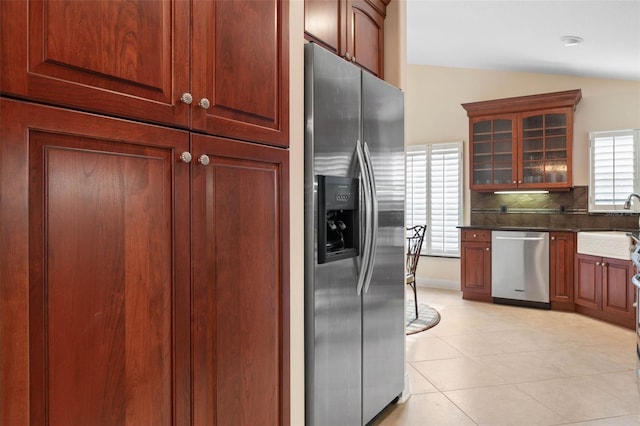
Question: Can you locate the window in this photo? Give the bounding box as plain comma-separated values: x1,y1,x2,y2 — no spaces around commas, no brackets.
589,129,639,212
406,142,463,256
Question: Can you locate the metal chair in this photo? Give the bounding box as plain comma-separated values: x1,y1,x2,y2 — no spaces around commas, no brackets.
406,225,426,318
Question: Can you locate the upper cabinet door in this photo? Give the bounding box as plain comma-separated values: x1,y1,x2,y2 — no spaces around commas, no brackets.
304,0,344,55
469,114,518,190
304,0,387,78
0,0,191,127
518,107,573,189
191,0,290,147
346,0,385,77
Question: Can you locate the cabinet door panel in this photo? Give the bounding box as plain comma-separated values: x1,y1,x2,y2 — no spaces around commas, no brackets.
346,0,384,77
469,115,518,190
574,254,601,310
192,0,289,147
0,99,190,426
602,259,635,317
191,135,290,425
0,0,190,127
305,0,343,54
549,232,575,303
461,242,490,294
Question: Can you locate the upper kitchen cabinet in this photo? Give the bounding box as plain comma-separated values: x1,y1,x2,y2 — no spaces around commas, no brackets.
462,90,582,191
191,0,289,146
304,0,388,78
0,0,289,147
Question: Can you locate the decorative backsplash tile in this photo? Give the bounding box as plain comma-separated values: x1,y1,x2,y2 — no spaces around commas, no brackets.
470,186,639,230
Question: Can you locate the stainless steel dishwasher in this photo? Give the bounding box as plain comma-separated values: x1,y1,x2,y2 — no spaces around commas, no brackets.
491,230,550,308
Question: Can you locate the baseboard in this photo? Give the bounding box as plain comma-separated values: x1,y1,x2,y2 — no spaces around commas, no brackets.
416,278,459,291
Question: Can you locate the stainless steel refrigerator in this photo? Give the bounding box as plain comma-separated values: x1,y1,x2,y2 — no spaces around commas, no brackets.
304,43,406,426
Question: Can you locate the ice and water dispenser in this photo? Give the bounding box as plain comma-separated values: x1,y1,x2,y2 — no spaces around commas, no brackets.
317,175,359,264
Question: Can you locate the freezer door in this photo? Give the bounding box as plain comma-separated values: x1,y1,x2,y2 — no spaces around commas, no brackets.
361,72,406,424
304,43,363,426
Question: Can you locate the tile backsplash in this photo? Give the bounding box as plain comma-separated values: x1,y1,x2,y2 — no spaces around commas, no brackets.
470,186,639,229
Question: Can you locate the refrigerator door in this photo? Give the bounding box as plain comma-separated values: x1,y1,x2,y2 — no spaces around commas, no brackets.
361,72,406,424
304,43,363,426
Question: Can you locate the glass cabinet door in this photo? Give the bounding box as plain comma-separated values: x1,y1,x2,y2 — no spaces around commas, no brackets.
470,115,517,188
520,108,571,187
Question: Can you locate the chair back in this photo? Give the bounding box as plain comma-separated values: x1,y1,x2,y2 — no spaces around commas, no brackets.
406,225,426,276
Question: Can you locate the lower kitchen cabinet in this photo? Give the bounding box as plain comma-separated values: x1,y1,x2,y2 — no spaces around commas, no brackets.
549,232,575,310
0,98,290,425
460,229,492,302
191,134,290,425
575,253,636,329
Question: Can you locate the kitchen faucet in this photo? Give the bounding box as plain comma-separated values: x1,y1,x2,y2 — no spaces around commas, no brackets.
624,193,640,210
623,193,640,229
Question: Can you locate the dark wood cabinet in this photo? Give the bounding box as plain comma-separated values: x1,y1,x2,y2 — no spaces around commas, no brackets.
462,90,581,191
3,1,291,422
0,98,290,425
575,253,636,329
191,135,290,426
0,0,289,147
304,0,388,77
1,99,191,425
460,229,492,302
549,232,576,310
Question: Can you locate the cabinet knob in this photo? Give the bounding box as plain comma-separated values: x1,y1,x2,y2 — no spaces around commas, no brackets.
180,93,193,105
351,56,356,63
485,247,490,251
198,154,210,166
596,261,601,266
179,152,192,163
344,52,352,61
473,233,477,238
198,98,211,109
513,180,516,184
518,180,522,184
602,262,607,267
551,236,556,240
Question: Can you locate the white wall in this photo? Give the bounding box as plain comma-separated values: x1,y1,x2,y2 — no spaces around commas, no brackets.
407,64,640,287
289,0,304,423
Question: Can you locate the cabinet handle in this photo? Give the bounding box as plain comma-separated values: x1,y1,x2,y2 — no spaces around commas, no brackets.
198,154,210,166
179,152,192,163
198,98,211,109
180,93,193,105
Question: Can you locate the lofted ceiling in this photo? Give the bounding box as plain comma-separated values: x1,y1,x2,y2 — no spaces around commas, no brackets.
406,0,640,81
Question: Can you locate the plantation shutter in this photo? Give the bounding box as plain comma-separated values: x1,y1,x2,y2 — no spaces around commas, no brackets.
406,147,427,232
429,143,462,256
406,142,462,256
589,130,638,211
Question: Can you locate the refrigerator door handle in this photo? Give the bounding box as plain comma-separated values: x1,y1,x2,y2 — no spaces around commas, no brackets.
362,142,378,293
356,139,373,296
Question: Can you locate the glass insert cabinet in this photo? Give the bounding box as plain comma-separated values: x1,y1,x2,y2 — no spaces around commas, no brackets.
462,90,582,191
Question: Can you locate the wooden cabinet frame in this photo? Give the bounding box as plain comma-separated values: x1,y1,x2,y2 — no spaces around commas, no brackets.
462,90,582,191
575,253,636,329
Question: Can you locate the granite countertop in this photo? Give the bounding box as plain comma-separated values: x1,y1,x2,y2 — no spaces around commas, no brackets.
458,225,640,240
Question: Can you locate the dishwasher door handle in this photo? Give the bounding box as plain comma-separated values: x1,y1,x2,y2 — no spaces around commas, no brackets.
494,236,546,241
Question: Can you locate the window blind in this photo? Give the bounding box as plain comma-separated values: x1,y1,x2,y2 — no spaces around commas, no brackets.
406,142,463,256
589,130,639,212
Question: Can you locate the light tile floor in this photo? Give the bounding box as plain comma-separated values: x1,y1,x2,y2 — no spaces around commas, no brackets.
373,287,640,426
